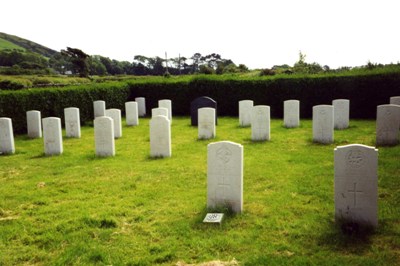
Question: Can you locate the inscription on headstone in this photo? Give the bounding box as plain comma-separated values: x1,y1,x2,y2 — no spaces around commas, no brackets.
251,105,270,141
198,107,216,140
207,141,243,214
64,107,81,138
313,105,334,144
42,117,63,156
334,144,378,227
94,116,115,157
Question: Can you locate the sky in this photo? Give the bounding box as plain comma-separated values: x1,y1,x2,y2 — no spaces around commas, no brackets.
2,0,400,69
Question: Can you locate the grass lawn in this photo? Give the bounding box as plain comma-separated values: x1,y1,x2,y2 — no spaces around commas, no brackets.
0,117,399,265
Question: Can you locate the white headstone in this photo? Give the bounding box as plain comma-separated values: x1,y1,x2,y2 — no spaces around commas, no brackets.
207,141,243,214
333,99,350,130
93,100,106,118
313,105,334,144
158,99,172,122
239,100,254,127
125,101,139,126
376,104,400,146
198,107,216,140
64,107,81,138
94,116,115,157
0,117,15,155
334,144,378,228
151,107,168,119
283,100,300,128
135,97,146,117
390,96,400,106
105,109,122,139
26,110,42,138
251,105,270,141
150,115,171,158
42,117,63,156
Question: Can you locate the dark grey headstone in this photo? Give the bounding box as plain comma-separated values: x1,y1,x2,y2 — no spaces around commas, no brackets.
190,96,217,126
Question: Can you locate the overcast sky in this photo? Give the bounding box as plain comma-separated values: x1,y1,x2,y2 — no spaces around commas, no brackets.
2,0,400,69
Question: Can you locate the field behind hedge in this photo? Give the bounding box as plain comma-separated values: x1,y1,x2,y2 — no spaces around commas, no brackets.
0,117,399,265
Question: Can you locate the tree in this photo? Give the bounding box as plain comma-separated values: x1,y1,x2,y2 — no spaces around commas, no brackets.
61,47,89,77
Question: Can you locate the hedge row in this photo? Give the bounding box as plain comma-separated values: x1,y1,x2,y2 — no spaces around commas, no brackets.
1,73,399,134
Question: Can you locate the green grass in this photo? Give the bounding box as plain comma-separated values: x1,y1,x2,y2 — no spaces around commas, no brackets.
0,37,25,51
0,118,399,265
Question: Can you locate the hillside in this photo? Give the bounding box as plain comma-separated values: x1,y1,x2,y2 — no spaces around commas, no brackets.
0,32,57,58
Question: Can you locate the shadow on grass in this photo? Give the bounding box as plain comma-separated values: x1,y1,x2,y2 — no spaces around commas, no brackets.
317,219,377,254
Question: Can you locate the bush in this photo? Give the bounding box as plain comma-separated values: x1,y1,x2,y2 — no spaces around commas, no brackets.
259,68,276,76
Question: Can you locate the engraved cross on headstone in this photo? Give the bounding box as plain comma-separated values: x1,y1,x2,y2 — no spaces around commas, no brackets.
348,182,363,207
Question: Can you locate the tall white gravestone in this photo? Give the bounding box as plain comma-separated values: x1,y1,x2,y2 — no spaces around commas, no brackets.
64,107,81,138
251,105,270,141
333,99,350,130
135,97,146,117
0,117,15,155
151,107,168,119
158,99,172,123
390,96,400,106
198,107,216,139
239,100,254,127
94,116,115,157
125,101,139,126
105,109,122,139
207,141,243,214
26,110,42,138
42,117,63,156
313,105,334,144
376,104,400,146
150,115,171,158
334,144,378,228
93,100,106,118
283,100,300,128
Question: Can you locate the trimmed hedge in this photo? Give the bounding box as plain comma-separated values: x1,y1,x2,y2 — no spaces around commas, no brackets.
1,73,399,134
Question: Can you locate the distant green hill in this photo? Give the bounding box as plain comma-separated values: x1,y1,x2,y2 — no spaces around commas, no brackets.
0,32,57,58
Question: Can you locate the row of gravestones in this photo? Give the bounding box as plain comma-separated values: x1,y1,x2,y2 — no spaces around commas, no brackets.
207,141,378,228
1,95,399,155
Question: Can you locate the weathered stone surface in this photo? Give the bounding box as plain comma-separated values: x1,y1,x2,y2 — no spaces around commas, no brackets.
94,116,115,157
239,100,253,127
150,115,171,158
376,104,400,146
313,105,334,144
64,107,81,138
251,105,270,141
26,110,42,138
42,117,63,156
0,117,15,154
198,107,216,139
333,99,350,130
334,144,378,228
207,141,243,214
284,100,300,128
125,101,139,126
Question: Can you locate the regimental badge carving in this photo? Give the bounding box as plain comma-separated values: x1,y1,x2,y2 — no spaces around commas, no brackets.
346,149,365,168
216,145,232,164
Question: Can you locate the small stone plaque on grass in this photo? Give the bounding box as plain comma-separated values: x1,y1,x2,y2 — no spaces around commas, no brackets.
203,213,224,224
